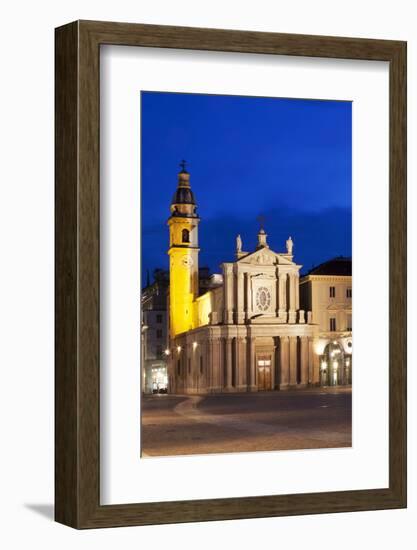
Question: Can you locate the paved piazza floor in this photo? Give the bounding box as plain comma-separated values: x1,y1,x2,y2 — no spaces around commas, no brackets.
141,387,352,457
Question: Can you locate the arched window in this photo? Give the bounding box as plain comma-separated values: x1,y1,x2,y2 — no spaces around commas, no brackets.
321,341,348,387
182,229,190,243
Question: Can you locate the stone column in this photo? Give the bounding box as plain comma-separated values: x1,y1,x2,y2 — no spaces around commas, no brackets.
295,272,300,311
308,337,314,385
270,349,275,390
212,337,222,392
289,273,296,309
226,337,233,390
300,336,309,386
247,336,257,391
273,337,280,390
280,336,290,388
235,337,245,389
236,272,245,324
187,343,193,392
220,337,226,389
206,338,213,392
288,273,297,323
275,268,280,317
278,272,287,319
223,264,234,324
312,342,320,385
245,272,251,322
234,336,240,388
289,336,298,385
190,344,195,393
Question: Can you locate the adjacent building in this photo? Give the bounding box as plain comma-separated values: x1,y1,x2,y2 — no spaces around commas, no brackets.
141,266,221,393
141,270,169,393
300,257,352,386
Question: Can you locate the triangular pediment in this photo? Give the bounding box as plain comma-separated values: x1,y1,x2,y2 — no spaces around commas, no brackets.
238,248,294,266
275,254,295,266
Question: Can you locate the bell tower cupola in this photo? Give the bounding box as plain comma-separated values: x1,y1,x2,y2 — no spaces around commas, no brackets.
170,160,198,219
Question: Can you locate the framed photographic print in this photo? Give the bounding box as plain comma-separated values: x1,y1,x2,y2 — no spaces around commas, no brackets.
55,20,406,528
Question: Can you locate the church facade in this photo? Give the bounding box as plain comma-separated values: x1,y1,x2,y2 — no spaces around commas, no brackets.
167,167,320,394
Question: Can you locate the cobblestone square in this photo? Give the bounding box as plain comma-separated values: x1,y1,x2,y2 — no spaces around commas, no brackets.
141,387,352,457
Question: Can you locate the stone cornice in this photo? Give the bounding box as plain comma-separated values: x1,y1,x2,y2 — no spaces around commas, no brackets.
325,303,352,312
300,275,352,283
171,323,318,340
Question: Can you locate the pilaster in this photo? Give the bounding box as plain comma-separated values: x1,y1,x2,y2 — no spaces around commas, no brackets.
278,272,287,321
288,272,297,323
308,337,314,385
300,336,309,386
280,335,290,388
225,337,233,390
289,336,298,385
236,271,245,324
223,263,234,324
247,336,257,391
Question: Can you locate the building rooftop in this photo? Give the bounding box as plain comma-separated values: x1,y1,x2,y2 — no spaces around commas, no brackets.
306,256,352,276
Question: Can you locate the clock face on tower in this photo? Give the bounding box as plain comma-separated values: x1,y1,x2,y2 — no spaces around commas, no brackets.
181,255,193,267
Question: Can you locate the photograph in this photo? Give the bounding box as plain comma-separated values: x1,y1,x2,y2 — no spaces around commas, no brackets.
0,0,408,539
140,91,353,457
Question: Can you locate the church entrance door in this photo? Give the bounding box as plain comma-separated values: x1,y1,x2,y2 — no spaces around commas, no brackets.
257,354,272,391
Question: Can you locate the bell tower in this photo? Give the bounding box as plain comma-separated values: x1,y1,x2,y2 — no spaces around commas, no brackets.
168,161,200,337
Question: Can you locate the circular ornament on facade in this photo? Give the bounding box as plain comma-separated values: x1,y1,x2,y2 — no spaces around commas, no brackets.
256,286,271,311
181,255,193,267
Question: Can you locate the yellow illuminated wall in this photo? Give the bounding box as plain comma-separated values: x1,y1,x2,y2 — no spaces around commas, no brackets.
168,216,200,337
196,291,213,327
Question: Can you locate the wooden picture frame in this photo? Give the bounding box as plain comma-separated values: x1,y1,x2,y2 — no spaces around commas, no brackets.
55,20,407,529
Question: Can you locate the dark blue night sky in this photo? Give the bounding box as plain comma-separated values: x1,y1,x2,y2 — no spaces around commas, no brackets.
141,92,351,284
